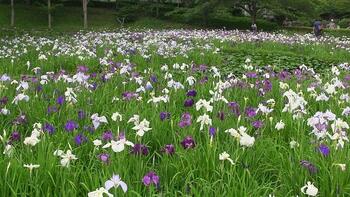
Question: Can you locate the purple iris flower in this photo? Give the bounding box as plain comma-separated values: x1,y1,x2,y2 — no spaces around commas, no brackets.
318,144,330,156
198,64,207,72
245,107,257,118
9,131,21,142
160,112,171,121
78,110,85,119
102,130,114,141
178,113,192,128
184,98,194,107
209,127,216,137
199,76,208,84
145,82,153,90
186,90,197,97
263,79,272,92
117,132,125,140
181,136,195,149
122,91,138,101
57,96,65,105
64,120,78,132
228,102,240,116
278,71,290,81
83,125,95,133
47,105,58,114
44,123,55,134
90,83,98,91
315,123,327,132
131,72,140,78
77,65,89,73
150,74,158,83
35,85,43,92
300,160,317,174
99,153,110,164
217,111,225,120
252,120,263,129
246,72,258,78
162,144,175,155
90,73,97,78
0,96,8,105
12,114,27,125
74,133,87,146
344,75,350,81
142,171,159,187
294,69,303,80
131,144,149,156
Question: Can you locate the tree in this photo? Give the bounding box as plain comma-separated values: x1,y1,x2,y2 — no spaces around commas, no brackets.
82,0,88,28
271,0,319,24
316,0,350,19
48,0,51,29
232,0,274,24
188,0,222,25
36,0,63,29
11,0,14,26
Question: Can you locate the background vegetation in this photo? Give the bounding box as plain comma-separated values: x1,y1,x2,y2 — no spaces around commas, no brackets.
0,0,349,33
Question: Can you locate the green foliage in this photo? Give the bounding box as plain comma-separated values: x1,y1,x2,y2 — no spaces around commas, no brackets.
218,40,350,75
283,26,350,37
0,4,118,30
165,5,278,31
338,18,350,28
35,0,64,15
126,17,194,30
317,0,350,18
209,6,278,31
115,3,144,23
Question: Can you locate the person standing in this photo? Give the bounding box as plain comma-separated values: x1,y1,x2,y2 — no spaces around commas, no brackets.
251,23,257,33
328,19,337,29
313,20,322,38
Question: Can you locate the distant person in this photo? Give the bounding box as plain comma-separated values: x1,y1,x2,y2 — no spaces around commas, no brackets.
313,20,322,38
251,23,257,33
327,19,337,29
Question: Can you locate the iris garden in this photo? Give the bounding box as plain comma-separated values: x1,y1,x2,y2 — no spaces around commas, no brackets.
0,29,350,196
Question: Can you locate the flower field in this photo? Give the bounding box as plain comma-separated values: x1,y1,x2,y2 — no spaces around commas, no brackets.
1,30,350,196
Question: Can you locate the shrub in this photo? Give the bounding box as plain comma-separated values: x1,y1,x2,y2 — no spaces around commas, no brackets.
165,7,278,31
338,18,350,28
207,16,278,31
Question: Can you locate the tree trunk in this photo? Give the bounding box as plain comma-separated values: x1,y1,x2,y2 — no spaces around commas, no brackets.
252,13,256,24
83,0,88,28
11,0,14,27
251,2,257,24
48,0,51,29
